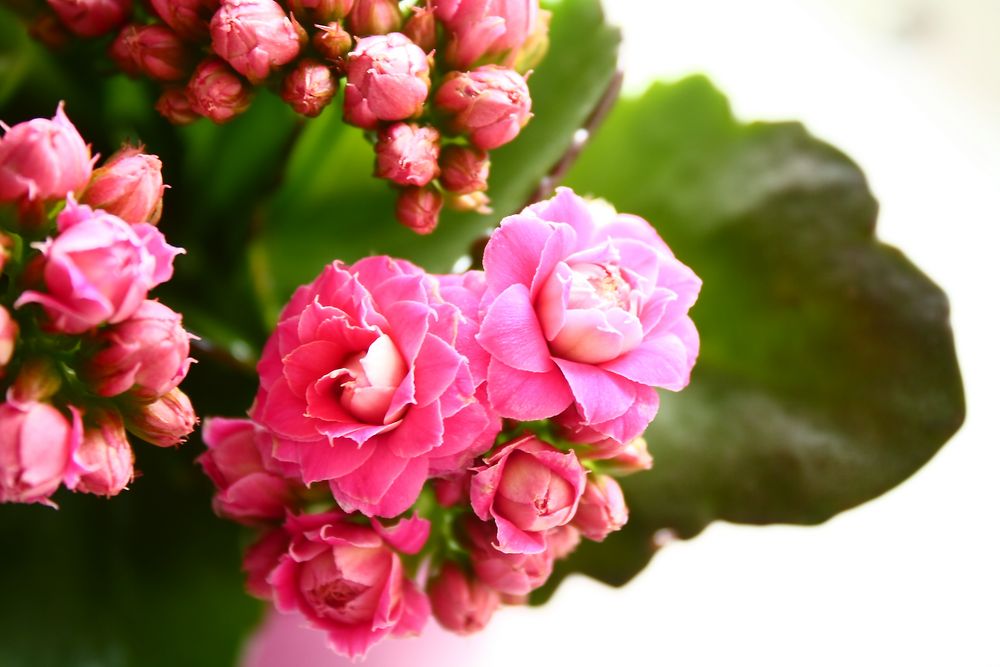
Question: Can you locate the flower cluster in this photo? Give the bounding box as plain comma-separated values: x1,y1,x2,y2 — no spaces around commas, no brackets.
0,104,195,506
201,188,701,658
25,0,548,234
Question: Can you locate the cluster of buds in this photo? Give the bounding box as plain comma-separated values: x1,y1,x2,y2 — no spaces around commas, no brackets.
201,188,702,658
0,104,196,506
22,0,548,234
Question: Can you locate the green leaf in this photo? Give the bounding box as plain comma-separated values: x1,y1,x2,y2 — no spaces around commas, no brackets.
538,76,965,594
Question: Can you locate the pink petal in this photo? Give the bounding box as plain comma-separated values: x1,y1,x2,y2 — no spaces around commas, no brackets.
553,358,637,425
482,215,553,295
601,336,691,390
485,358,574,421
385,402,444,459
476,283,553,372
493,514,546,554
259,379,319,441
298,438,374,484
413,334,463,407
372,514,431,554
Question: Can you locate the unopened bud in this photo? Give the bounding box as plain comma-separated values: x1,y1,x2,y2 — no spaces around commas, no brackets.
0,307,18,370
435,65,532,150
28,13,73,50
429,562,500,635
210,0,302,84
571,474,628,542
8,357,62,405
403,6,436,52
312,22,353,69
395,186,442,235
346,0,402,36
343,32,430,129
186,58,254,124
513,8,550,73
46,0,130,37
446,190,490,214
432,473,469,507
288,0,351,23
439,145,489,194
280,59,337,117
125,387,197,447
75,408,134,497
374,123,440,187
436,0,537,69
155,88,200,125
109,24,192,82
150,0,218,41
81,146,165,225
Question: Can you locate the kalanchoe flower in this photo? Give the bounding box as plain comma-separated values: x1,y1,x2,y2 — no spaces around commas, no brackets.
280,59,337,117
439,145,489,194
151,0,220,41
470,434,587,554
74,409,134,497
198,417,296,523
125,387,198,447
432,471,470,507
435,65,532,150
476,187,701,444
0,401,83,506
466,518,553,596
210,0,302,84
429,562,500,635
0,307,17,370
433,0,538,69
512,6,549,72
46,0,130,37
83,300,193,400
287,0,352,23
0,103,92,205
558,415,653,475
265,511,431,659
374,123,441,187
109,24,193,82
571,474,627,542
8,357,63,405
545,523,581,560
403,6,436,52
186,58,255,123
395,186,442,235
346,0,402,36
155,88,200,125
15,200,183,334
446,189,491,214
81,145,166,225
312,22,353,67
343,33,430,129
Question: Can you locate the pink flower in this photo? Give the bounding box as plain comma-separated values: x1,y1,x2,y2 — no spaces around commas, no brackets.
439,145,489,194
477,188,701,444
571,474,627,541
74,409,134,497
251,256,499,518
347,0,402,36
435,66,532,150
466,518,553,595
429,561,500,635
81,145,166,225
558,415,654,475
433,0,537,69
109,24,192,82
434,270,490,387
0,104,92,205
402,6,436,51
470,434,586,554
150,0,219,41
375,123,440,187
47,0,130,37
15,200,182,334
186,57,255,123
155,88,200,125
287,0,352,23
0,401,83,506
210,0,302,84
125,388,198,447
0,306,17,369
343,33,430,129
266,511,431,659
199,417,296,523
395,186,443,235
280,59,337,118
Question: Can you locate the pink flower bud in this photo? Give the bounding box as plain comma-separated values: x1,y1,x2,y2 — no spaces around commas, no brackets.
395,186,442,235
151,0,219,41
243,526,290,599
81,146,165,225
403,6,436,51
0,401,81,505
109,24,192,82
28,13,73,50
572,474,627,541
125,387,197,447
210,0,302,84
374,123,440,187
198,417,296,523
186,58,254,123
445,189,491,214
433,472,469,507
434,0,537,69
466,518,553,596
8,357,63,405
155,88,200,125
343,32,430,129
470,434,586,554
75,409,133,497
546,524,581,560
47,0,130,37
429,562,500,635
439,145,489,194
0,307,18,370
512,7,549,72
0,103,93,205
287,0,351,23
346,0,402,36
436,65,531,150
280,59,337,117
312,22,353,67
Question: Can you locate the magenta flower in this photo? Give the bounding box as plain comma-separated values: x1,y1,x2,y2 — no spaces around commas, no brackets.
435,65,532,150
343,33,430,129
74,409,134,497
251,256,499,517
47,0,130,37
433,0,538,69
186,58,255,123
0,401,83,506
150,0,219,41
571,474,627,542
477,187,701,444
210,0,302,84
374,123,441,187
428,561,500,635
280,59,337,118
110,24,192,83
81,145,166,225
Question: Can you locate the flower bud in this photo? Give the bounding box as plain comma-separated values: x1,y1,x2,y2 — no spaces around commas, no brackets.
150,0,218,41
445,190,491,214
395,186,442,235
186,58,254,123
572,475,627,542
287,0,351,23
243,527,290,599
546,524,581,560
8,357,62,405
436,0,537,69
28,13,73,50
346,0,402,36
74,409,133,497
0,401,81,505
466,518,553,596
439,145,489,194
81,146,165,225
403,6,436,52
433,473,469,507
47,0,130,37
513,7,550,72
0,307,18,370
109,24,193,82
155,88,200,125
343,32,430,129
210,0,302,84
436,65,532,150
0,103,93,205
280,59,337,117
312,22,352,68
429,562,500,635
125,387,197,447
374,123,440,187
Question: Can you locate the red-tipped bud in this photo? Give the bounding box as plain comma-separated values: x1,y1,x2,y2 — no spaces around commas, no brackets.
109,24,193,82
312,22,353,68
280,59,337,117
81,146,165,225
150,0,219,41
155,88,200,125
395,186,442,235
288,0,351,23
75,408,134,497
125,387,197,447
343,32,430,129
429,562,500,635
403,6,437,52
8,357,62,405
346,0,402,36
186,58,254,123
209,0,302,84
0,307,18,370
46,0,130,37
571,474,628,542
439,145,489,194
436,65,532,150
374,123,440,187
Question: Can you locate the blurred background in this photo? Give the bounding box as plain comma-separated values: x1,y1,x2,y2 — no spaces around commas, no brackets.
243,1,999,664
